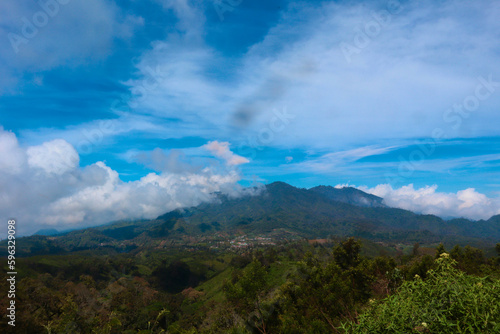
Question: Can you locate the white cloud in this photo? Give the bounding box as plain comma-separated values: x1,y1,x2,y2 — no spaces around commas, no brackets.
204,141,250,166
289,145,400,172
2,0,500,234
355,183,500,220
0,0,143,92
0,128,248,237
27,139,79,175
0,128,26,174
17,0,500,160
122,0,500,153
43,162,242,226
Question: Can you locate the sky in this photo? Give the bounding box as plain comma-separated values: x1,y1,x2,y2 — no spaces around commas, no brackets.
1,0,500,236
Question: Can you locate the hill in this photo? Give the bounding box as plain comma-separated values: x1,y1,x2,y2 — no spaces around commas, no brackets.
33,228,60,236
3,182,499,256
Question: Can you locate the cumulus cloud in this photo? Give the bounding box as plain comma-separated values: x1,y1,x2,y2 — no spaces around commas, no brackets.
43,162,242,226
0,128,248,237
204,141,250,166
348,183,500,220
0,128,26,174
27,139,79,175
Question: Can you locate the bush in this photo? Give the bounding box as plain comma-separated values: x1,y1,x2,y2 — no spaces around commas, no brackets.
344,253,500,333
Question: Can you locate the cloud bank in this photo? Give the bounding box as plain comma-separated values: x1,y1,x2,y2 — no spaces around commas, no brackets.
0,127,249,237
347,183,500,220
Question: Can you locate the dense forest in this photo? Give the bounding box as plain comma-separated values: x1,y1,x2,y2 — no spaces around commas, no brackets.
1,238,499,333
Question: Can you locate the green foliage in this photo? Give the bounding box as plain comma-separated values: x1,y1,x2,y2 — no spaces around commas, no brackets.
152,260,201,293
278,258,349,332
403,254,435,280
230,254,252,268
276,239,373,333
223,259,273,333
412,242,420,256
435,243,446,258
345,253,500,333
224,259,268,311
333,237,362,269
2,238,499,333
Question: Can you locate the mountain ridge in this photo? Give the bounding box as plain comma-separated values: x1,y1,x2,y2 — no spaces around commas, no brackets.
4,181,499,256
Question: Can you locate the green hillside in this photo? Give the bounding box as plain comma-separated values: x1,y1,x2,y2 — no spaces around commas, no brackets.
4,182,498,257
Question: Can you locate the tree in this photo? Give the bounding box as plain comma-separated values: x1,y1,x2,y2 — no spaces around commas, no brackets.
404,254,434,280
277,239,372,333
278,255,349,333
152,261,195,293
224,259,270,333
496,243,500,265
344,253,500,333
435,243,446,258
333,238,362,270
412,242,420,256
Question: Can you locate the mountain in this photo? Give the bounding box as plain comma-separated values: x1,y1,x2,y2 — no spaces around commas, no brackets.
309,185,386,208
4,182,498,256
445,215,500,240
34,228,60,236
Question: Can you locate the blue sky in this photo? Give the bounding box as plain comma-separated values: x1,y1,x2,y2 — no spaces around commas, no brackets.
1,0,500,235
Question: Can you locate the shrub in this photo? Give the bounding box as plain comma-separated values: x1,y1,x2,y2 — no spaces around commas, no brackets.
344,253,500,333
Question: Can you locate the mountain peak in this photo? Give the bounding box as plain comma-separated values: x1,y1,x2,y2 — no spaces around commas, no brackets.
265,181,303,194
34,228,60,236
266,181,296,189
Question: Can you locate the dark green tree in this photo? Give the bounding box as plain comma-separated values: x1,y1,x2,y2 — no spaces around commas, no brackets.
333,238,362,270
435,243,446,258
412,242,420,257
224,259,271,333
